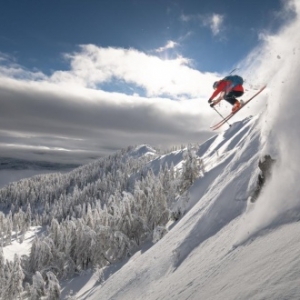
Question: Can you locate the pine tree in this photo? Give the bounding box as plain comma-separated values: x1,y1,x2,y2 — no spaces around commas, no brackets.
0,247,5,296
180,147,200,192
25,203,32,229
46,271,61,300
12,254,24,299
6,211,13,245
30,271,46,300
1,254,24,300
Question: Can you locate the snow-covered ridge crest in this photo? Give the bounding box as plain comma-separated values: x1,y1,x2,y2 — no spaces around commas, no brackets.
126,144,157,159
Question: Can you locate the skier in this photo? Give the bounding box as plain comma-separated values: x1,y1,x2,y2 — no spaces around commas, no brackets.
208,76,244,113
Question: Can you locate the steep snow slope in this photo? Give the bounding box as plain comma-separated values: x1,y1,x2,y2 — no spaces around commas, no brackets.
80,113,300,300
57,115,279,300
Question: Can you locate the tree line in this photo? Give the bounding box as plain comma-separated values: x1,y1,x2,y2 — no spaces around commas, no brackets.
0,145,203,299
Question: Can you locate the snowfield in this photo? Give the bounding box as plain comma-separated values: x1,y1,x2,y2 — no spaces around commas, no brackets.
85,217,300,300
71,114,300,300
2,227,42,262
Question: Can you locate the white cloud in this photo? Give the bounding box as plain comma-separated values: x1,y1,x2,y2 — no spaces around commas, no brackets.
208,14,224,36
155,40,179,53
180,14,192,22
200,13,224,36
0,53,46,81
180,13,225,36
49,45,216,99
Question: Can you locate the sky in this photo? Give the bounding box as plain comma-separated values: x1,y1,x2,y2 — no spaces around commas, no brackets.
0,0,294,164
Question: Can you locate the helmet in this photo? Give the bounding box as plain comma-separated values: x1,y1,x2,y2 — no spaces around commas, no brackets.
213,81,219,89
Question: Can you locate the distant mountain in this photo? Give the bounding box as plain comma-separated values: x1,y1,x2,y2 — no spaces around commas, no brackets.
0,157,80,189
0,157,79,171
126,144,157,158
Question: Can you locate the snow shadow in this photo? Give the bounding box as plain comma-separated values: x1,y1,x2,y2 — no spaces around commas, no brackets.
173,119,261,270
206,117,254,158
171,162,244,269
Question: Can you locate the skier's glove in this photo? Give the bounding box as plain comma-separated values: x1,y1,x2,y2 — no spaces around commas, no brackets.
208,99,215,107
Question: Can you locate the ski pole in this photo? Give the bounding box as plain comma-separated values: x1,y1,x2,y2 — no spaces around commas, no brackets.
229,67,239,75
212,107,231,127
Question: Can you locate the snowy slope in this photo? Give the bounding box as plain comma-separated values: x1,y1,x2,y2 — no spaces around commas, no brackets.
2,227,42,262
73,111,300,300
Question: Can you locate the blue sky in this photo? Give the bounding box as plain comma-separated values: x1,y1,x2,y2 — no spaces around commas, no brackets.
1,0,285,74
0,0,296,164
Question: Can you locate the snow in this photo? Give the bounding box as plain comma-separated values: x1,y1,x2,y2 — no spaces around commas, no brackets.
3,227,42,261
55,111,299,300
127,144,157,159
74,111,300,300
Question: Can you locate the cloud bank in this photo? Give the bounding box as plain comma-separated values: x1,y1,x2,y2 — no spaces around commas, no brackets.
0,47,219,164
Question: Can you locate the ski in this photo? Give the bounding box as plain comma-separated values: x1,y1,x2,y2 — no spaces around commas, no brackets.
210,85,267,130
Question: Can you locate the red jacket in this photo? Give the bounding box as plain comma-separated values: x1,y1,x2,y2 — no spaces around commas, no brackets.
209,80,244,101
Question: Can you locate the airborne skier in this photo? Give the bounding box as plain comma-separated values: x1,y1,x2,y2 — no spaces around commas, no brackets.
209,82,267,130
208,75,244,113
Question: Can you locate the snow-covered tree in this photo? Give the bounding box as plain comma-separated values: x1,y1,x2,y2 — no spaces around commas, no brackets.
1,254,24,300
0,144,188,280
0,247,5,295
152,225,168,243
12,254,24,299
46,271,60,300
180,147,201,192
30,271,46,300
